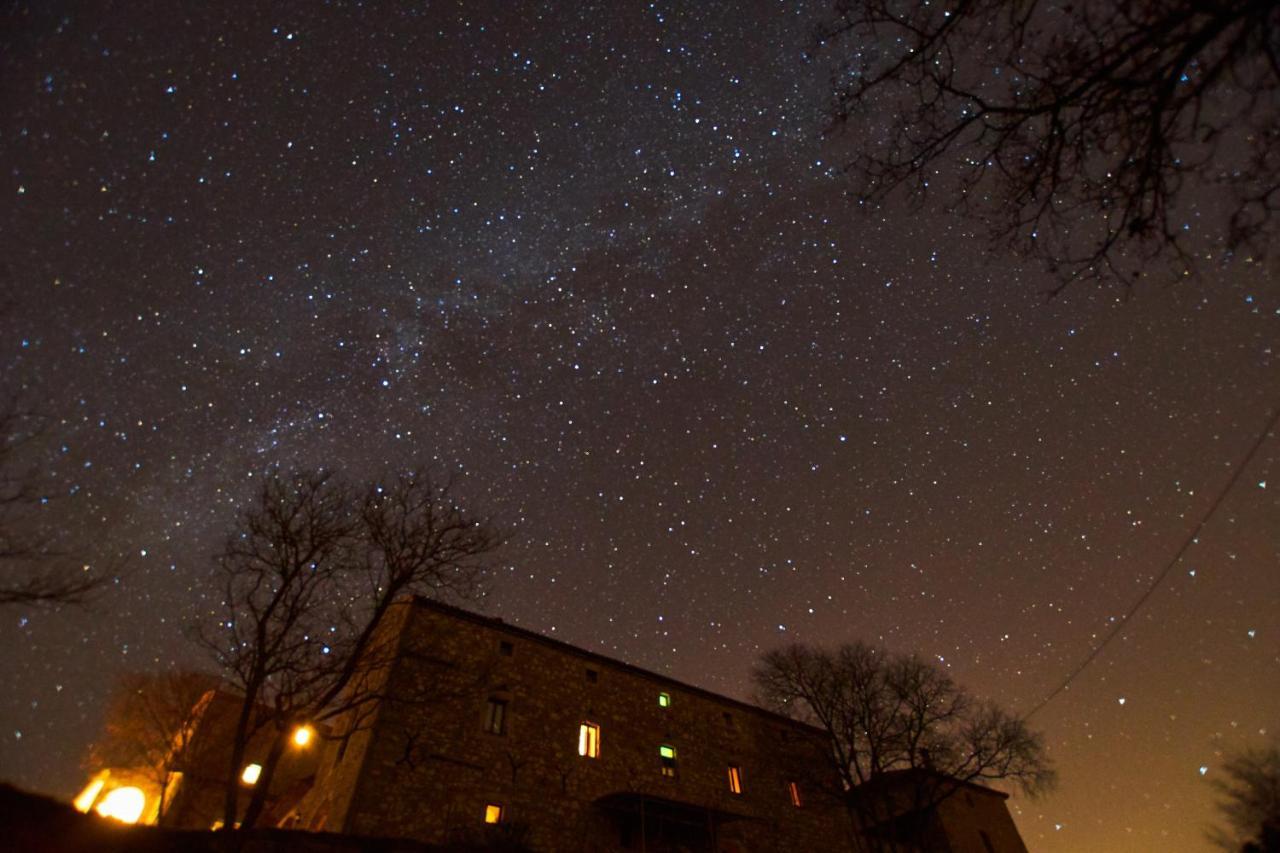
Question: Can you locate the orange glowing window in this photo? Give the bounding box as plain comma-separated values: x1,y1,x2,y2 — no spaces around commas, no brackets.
728,765,743,794
484,803,503,824
788,781,802,807
578,722,601,758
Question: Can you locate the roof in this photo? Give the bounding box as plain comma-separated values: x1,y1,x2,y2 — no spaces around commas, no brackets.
851,768,1012,802
407,595,828,738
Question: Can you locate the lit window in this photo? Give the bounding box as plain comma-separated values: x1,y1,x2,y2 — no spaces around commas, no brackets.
579,722,601,758
241,763,262,785
293,725,314,746
484,803,503,824
728,765,742,794
658,692,671,707
485,698,507,735
660,744,677,777
788,781,802,807
96,787,146,824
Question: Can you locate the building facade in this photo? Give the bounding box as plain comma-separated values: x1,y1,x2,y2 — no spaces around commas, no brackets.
295,597,853,852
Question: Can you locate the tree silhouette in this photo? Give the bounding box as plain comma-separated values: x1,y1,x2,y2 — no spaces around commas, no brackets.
1210,739,1280,852
87,670,220,825
754,641,1053,852
0,397,102,606
197,468,501,829
818,0,1280,289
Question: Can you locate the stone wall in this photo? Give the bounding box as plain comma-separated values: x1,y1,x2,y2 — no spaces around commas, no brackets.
300,598,852,852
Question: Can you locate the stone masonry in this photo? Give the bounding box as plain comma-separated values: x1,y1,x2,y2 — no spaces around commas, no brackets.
295,597,853,852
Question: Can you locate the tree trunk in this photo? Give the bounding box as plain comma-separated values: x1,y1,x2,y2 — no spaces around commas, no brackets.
221,698,256,829
239,728,288,829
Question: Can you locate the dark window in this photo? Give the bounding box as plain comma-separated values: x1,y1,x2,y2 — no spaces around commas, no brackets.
586,668,598,683
485,698,507,734
499,640,514,656
723,711,735,728
979,830,996,853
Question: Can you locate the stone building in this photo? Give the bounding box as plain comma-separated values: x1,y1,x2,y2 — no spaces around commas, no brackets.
76,688,323,829
293,596,854,852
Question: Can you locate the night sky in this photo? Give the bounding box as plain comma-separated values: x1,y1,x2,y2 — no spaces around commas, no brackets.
2,2,1278,851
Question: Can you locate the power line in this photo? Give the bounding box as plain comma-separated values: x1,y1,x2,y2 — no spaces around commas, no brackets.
1023,405,1279,721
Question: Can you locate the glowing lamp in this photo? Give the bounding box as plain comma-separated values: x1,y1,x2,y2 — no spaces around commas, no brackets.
293,725,313,747
96,786,146,824
241,763,262,785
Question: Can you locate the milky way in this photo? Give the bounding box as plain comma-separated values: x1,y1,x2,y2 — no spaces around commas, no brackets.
2,3,1277,850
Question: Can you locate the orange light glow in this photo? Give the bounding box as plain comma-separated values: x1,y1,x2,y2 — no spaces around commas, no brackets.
73,777,105,813
241,763,262,785
484,803,503,824
578,722,600,758
293,725,313,746
728,765,742,794
95,786,146,824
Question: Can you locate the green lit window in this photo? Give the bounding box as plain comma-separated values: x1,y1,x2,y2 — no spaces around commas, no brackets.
659,744,677,777
658,692,671,707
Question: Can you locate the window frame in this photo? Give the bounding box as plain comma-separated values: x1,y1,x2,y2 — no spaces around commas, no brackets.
484,697,507,735
659,743,678,777
727,764,743,794
578,721,601,758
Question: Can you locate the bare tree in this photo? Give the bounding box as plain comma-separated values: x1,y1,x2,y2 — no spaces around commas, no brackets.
817,0,1280,289
198,468,501,829
0,398,102,606
87,670,220,825
754,642,1054,852
1209,739,1280,852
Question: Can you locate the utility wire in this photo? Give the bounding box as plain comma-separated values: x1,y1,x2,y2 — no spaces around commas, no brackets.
1023,405,1279,721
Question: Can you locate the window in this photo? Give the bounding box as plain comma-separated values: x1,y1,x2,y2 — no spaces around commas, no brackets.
727,765,742,794
485,698,507,735
659,744,677,777
484,803,503,824
579,722,601,758
498,640,513,656
788,781,802,807
586,668,598,683
240,763,262,785
723,711,735,728
658,692,671,707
